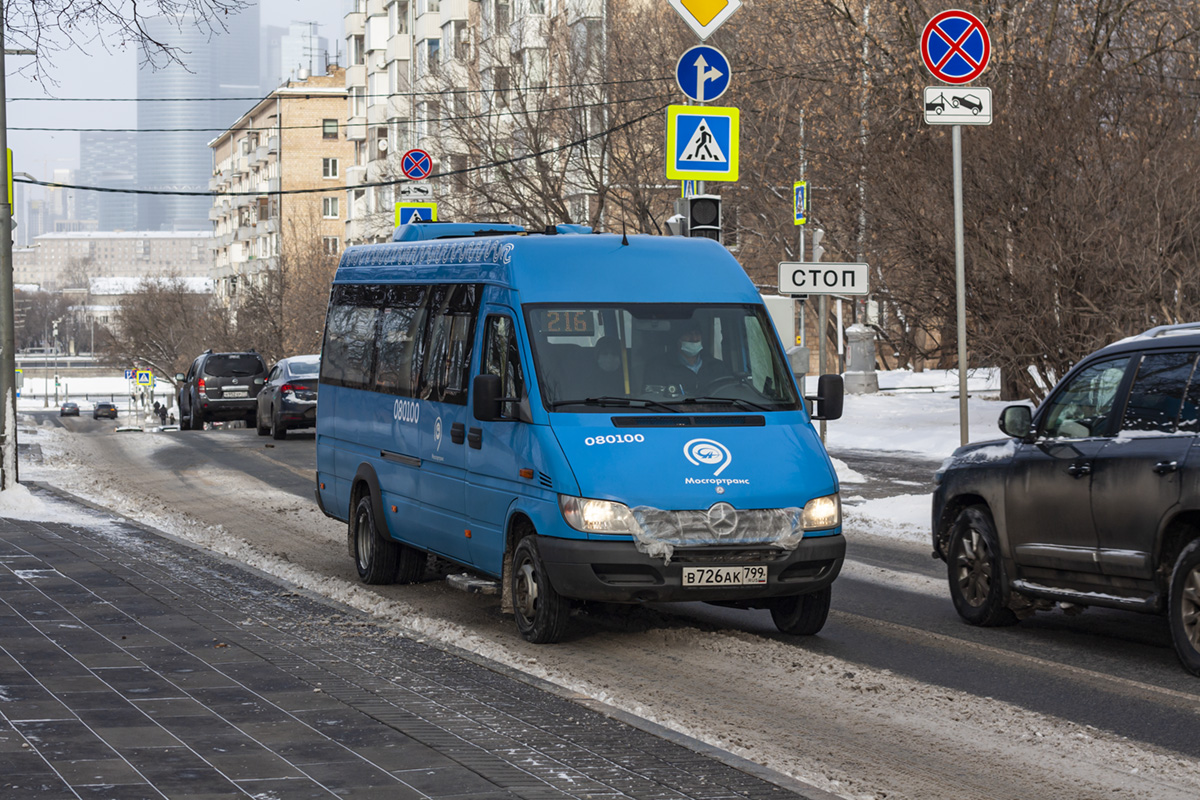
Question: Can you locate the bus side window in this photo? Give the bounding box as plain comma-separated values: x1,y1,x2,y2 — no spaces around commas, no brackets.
374,286,427,398
321,286,379,390
419,284,481,404
483,315,525,419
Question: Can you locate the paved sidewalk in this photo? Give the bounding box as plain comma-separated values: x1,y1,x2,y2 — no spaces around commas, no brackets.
0,487,823,799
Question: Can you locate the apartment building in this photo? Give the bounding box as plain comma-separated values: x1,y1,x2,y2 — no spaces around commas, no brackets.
342,0,607,245
13,232,212,292
209,66,354,306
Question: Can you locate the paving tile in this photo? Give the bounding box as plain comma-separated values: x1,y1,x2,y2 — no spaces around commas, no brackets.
49,756,146,785
91,725,183,750
96,667,186,700
73,784,162,800
205,750,306,780
0,698,75,721
395,766,505,796
233,777,335,799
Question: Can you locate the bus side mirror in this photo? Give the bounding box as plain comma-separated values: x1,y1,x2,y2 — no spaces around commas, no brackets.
473,374,502,421
808,374,844,421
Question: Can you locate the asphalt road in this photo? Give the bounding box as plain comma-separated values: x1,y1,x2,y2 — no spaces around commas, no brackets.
24,409,1200,798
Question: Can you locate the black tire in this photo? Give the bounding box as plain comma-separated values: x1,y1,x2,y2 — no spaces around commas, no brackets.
271,407,287,440
255,406,269,436
193,407,205,431
394,543,426,584
1168,538,1200,676
351,495,399,584
179,409,192,431
947,506,1018,626
511,535,571,644
770,585,832,635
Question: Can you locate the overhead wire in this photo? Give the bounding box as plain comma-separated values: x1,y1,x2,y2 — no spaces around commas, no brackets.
13,100,673,197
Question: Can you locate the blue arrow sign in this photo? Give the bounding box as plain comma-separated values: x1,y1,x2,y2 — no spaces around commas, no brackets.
675,45,731,103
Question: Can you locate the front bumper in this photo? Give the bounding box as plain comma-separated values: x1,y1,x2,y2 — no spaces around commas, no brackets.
536,533,845,604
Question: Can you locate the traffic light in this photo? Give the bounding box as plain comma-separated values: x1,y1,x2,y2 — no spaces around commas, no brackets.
686,194,722,242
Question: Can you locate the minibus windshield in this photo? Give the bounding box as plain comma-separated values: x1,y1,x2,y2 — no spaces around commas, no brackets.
525,303,801,412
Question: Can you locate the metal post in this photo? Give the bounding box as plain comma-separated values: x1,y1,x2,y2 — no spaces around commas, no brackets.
0,31,16,487
818,295,827,442
953,124,969,446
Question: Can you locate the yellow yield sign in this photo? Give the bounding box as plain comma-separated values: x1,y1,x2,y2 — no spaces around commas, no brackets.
669,0,742,40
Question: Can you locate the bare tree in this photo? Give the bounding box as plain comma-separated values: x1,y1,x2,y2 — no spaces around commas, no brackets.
6,0,251,83
103,277,230,385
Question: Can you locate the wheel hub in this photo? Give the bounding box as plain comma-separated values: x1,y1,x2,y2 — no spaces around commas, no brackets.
956,529,991,608
355,513,373,570
515,562,539,619
1182,564,1200,650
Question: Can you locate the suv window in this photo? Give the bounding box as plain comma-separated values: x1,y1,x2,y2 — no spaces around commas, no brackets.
204,354,264,378
1040,356,1130,439
1121,352,1197,433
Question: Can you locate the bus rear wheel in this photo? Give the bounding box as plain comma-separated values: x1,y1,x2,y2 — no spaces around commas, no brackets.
352,495,399,584
511,536,570,644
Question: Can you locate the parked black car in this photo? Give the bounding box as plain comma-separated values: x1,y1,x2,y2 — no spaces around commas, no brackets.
933,322,1200,675
255,354,320,440
93,402,118,420
175,350,267,431
60,402,79,417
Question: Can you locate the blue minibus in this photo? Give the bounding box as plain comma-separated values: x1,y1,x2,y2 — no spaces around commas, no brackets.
315,222,846,643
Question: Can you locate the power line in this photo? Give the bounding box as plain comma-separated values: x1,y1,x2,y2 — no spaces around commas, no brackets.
9,89,678,134
12,102,670,198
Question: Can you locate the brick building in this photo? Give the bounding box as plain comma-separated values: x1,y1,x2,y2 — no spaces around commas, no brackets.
209,66,353,306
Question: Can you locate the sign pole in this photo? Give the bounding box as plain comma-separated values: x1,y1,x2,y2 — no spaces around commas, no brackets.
953,123,968,446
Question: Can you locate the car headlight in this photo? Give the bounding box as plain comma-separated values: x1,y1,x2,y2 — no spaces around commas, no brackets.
558,495,641,534
800,492,841,530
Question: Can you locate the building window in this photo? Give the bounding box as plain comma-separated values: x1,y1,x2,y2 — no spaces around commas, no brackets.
443,20,469,61
350,87,366,118
417,100,439,142
494,67,510,108
323,197,340,218
323,158,340,179
351,34,365,65
323,119,339,139
528,0,545,14
323,237,341,255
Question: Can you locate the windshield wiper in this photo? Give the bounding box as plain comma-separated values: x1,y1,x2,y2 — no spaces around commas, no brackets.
675,396,773,412
549,396,679,413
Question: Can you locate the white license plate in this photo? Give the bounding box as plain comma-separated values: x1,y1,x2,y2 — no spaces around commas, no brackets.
681,565,767,587
223,389,248,397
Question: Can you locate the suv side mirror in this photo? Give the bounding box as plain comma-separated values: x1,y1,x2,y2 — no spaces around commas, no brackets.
999,405,1033,439
254,377,265,386
808,374,844,421
174,373,185,382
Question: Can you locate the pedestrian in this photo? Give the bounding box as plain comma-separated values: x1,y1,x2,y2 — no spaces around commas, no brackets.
158,405,168,425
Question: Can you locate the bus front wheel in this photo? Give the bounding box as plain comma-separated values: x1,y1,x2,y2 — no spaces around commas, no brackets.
511,536,571,644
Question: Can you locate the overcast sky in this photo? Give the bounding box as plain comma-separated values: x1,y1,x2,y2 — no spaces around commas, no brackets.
7,0,343,188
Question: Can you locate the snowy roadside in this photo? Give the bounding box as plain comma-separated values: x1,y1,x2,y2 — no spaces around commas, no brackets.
11,390,1200,799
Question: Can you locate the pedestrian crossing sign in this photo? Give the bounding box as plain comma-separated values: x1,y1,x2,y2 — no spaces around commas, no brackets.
666,105,739,182
394,202,439,227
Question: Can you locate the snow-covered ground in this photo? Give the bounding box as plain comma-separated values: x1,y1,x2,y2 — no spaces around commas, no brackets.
10,369,1200,800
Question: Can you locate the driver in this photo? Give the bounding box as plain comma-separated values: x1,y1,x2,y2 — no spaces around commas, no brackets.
657,325,727,396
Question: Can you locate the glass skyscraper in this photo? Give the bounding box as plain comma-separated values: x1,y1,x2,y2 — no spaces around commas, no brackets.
137,9,261,231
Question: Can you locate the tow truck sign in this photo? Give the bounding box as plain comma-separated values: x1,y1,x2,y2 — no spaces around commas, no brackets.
778,262,869,296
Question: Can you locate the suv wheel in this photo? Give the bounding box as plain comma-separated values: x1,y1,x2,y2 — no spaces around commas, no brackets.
947,506,1018,627
1169,538,1200,676
770,585,831,635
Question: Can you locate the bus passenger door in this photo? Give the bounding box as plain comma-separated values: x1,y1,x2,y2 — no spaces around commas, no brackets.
466,311,534,578
415,284,478,563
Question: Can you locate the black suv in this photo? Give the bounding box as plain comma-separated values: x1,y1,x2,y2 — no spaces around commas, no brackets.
933,323,1200,675
176,350,267,431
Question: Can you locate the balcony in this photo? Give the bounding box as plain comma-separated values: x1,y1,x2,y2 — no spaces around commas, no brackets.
267,135,279,154
252,145,269,166
208,206,224,221
237,226,255,241
262,218,279,234
345,164,367,187
267,177,281,193
346,116,367,141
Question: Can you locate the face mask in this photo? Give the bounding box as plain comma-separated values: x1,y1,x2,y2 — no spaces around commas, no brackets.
680,341,703,357
599,355,620,372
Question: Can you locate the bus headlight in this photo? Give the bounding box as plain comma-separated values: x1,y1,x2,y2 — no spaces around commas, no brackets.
559,495,641,534
800,493,841,530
